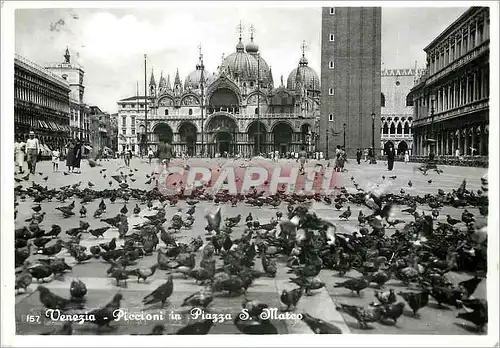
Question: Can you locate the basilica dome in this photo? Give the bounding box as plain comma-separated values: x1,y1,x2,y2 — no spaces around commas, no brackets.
184,67,212,90
287,55,320,92
221,38,258,81
245,38,259,54
245,38,271,85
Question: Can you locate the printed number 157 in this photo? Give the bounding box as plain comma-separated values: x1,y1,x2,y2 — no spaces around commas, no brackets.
26,315,40,323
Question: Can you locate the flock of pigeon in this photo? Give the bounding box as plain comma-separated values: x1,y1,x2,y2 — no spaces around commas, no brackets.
14,161,489,335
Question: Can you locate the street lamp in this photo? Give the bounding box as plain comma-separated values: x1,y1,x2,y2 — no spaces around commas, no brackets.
343,123,346,149
371,112,377,164
426,94,437,168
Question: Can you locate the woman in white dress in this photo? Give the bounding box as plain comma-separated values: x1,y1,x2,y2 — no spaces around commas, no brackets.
14,136,26,174
404,150,410,163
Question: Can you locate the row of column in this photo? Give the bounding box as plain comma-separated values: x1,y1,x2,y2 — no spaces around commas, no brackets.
414,65,489,120
428,12,488,75
414,127,488,156
143,133,310,157
434,67,488,113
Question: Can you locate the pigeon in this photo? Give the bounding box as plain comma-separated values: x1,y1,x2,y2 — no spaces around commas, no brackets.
301,312,343,334
37,285,83,310
142,275,174,308
79,205,87,218
336,303,385,329
205,207,221,234
120,204,128,215
128,264,159,283
181,288,214,308
133,204,141,216
373,289,396,305
338,206,351,220
280,287,303,311
84,293,123,329
398,290,430,318
70,279,87,300
334,278,369,296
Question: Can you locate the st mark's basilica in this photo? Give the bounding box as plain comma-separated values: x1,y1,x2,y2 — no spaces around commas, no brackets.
132,27,320,157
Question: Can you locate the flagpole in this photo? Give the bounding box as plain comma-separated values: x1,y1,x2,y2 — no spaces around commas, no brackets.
144,54,148,153
256,52,260,156
136,81,140,156
200,50,205,157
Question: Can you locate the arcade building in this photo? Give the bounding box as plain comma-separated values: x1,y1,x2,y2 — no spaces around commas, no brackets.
117,28,320,157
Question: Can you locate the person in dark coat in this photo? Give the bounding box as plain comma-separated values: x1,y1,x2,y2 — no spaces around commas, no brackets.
72,138,82,173
356,148,362,164
386,144,395,171
367,147,373,164
157,140,172,166
65,139,75,173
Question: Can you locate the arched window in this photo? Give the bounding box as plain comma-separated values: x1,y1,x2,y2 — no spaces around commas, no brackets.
188,109,193,116
404,122,410,134
164,109,169,116
390,123,396,134
250,81,254,87
381,93,386,107
396,123,402,134
406,93,414,106
255,107,259,115
383,123,389,134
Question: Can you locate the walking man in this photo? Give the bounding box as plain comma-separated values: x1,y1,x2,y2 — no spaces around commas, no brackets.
356,148,362,165
25,131,40,174
386,144,395,171
148,147,154,165
298,146,307,172
157,140,172,168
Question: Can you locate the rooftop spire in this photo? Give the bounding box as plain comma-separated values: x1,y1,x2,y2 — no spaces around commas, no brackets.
249,24,255,41
299,40,309,66
158,70,166,88
166,74,172,91
149,69,156,86
64,46,71,63
236,20,244,42
174,68,181,85
196,43,204,70
301,40,307,58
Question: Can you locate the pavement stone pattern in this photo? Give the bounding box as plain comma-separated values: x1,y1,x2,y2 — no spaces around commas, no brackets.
14,157,488,335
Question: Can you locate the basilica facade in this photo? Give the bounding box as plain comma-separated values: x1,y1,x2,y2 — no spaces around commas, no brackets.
118,31,320,157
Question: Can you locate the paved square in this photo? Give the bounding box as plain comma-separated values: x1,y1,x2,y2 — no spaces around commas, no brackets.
14,157,488,335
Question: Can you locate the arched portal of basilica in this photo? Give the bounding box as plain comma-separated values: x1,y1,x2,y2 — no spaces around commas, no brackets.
206,114,238,156
153,123,173,144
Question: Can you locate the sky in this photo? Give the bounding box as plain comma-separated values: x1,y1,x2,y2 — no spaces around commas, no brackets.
14,4,469,113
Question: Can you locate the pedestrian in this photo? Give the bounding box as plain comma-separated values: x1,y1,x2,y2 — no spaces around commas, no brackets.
334,145,342,171
124,145,131,166
14,136,26,174
25,131,40,174
65,139,75,172
157,140,172,169
52,147,60,172
298,146,307,172
148,147,154,164
404,150,410,163
387,144,395,171
356,148,362,165
336,146,346,172
364,148,368,162
72,138,82,174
